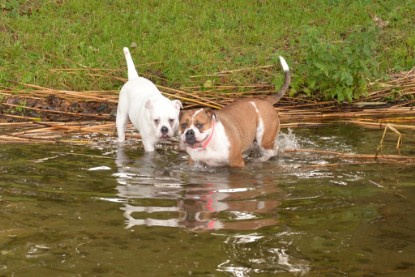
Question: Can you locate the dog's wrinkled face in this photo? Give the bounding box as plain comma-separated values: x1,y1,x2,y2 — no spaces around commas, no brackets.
179,108,215,147
146,98,182,139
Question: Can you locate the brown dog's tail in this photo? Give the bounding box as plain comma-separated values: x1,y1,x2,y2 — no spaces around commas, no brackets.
265,56,291,105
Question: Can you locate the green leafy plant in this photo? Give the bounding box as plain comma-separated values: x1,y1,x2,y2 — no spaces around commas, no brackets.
293,26,380,102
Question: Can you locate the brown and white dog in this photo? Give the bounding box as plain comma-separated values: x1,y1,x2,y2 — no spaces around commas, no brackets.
179,57,290,167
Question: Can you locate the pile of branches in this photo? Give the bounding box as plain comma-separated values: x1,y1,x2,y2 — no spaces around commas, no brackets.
0,65,414,138
1,65,414,123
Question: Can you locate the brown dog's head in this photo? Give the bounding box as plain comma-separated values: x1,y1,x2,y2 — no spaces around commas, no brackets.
179,108,216,148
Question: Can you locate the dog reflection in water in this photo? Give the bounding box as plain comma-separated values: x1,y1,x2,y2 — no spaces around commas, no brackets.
115,146,283,231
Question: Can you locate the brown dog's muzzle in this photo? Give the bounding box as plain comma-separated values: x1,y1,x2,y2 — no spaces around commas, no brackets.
185,129,196,146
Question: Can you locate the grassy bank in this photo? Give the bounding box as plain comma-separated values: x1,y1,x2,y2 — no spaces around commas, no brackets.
1,0,414,101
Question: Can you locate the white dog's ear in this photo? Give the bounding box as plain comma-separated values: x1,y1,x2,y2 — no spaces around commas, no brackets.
145,99,153,109
172,100,183,110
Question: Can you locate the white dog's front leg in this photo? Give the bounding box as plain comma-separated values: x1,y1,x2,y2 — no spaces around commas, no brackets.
116,91,129,142
142,137,157,152
116,112,128,142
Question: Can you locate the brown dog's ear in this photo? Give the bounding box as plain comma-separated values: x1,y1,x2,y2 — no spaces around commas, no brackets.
179,109,192,120
205,108,219,122
212,112,219,122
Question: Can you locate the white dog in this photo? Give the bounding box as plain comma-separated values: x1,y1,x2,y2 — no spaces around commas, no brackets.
116,47,182,151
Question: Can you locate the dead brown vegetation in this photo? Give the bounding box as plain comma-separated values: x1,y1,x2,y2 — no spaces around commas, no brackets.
0,67,414,164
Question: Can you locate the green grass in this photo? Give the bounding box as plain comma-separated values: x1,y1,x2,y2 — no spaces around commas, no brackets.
1,0,414,99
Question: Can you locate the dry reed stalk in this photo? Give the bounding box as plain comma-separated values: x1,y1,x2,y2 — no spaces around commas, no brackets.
277,101,335,110
376,124,402,157
280,122,328,128
0,135,32,142
85,122,115,130
183,84,273,91
190,90,235,101
0,113,41,121
158,85,223,109
34,121,100,127
300,160,405,168
22,84,119,103
72,125,115,135
284,148,415,162
12,127,62,135
404,66,415,78
162,91,222,109
8,121,128,141
87,73,126,83
49,68,122,72
0,122,36,127
49,151,115,160
190,64,274,78
391,100,415,108
23,133,63,140
12,123,114,136
2,103,112,119
3,94,43,101
347,120,415,130
0,134,56,144
0,92,12,97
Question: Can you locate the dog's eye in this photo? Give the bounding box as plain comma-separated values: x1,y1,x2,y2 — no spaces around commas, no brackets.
196,123,203,130
154,119,160,125
168,119,175,125
181,123,187,129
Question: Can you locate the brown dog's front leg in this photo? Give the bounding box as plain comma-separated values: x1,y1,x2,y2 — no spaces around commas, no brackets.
188,157,195,166
229,154,245,167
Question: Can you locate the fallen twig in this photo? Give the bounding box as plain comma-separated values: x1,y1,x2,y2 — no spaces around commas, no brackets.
284,148,415,163
376,124,402,157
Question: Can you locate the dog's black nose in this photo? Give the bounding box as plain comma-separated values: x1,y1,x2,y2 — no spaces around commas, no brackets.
185,129,196,145
161,126,169,134
185,129,195,138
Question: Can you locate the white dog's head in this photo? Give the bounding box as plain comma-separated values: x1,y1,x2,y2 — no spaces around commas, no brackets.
145,97,182,139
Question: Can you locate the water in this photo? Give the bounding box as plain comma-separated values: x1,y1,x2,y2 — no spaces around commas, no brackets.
1,124,415,276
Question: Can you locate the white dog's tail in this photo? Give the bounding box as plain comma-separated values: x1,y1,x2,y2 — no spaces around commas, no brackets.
123,47,139,81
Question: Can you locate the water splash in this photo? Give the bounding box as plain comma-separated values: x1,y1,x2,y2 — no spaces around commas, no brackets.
276,129,300,152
